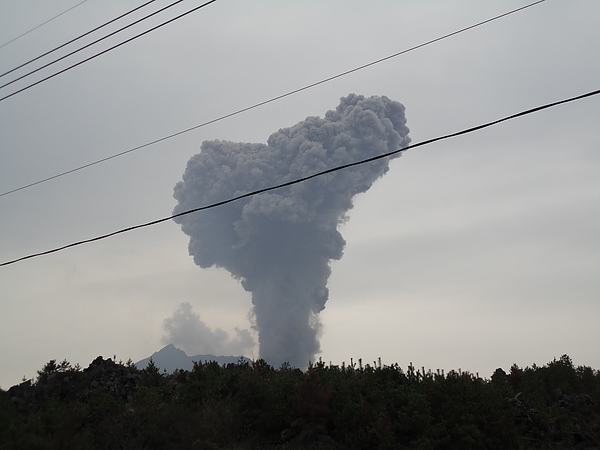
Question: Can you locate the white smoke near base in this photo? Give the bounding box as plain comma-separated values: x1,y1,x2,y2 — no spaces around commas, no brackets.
162,302,255,356
173,94,410,368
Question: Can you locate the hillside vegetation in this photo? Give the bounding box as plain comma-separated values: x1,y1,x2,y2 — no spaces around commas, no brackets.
1,355,599,449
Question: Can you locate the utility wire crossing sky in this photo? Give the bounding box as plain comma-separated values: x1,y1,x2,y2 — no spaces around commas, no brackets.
0,0,158,80
0,0,219,103
1,86,597,268
0,0,545,197
0,0,90,49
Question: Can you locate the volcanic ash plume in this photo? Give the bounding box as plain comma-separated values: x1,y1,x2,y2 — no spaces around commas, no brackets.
173,94,410,368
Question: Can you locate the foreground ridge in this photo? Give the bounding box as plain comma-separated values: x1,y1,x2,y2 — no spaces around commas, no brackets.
1,354,599,448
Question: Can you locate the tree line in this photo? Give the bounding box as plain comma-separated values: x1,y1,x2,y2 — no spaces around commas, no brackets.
1,354,599,449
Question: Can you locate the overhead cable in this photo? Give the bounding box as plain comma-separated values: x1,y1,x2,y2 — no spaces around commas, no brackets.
0,0,158,80
0,0,90,50
1,87,597,268
0,0,546,198
0,0,211,92
0,0,220,103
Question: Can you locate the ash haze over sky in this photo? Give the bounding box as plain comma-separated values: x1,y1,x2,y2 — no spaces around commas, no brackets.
0,0,599,387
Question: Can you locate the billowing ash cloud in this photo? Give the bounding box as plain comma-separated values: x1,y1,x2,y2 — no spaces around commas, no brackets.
162,302,255,356
173,94,410,368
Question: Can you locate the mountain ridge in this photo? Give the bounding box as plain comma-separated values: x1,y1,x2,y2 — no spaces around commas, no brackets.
135,344,251,373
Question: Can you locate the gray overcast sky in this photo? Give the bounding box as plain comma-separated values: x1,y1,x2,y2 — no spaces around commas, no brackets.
1,0,599,388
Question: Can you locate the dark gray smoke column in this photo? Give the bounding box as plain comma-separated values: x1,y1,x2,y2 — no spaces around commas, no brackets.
173,94,410,368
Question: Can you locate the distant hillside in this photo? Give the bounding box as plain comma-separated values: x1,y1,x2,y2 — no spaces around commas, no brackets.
135,344,251,373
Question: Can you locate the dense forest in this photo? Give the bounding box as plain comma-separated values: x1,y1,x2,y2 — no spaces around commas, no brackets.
1,354,599,449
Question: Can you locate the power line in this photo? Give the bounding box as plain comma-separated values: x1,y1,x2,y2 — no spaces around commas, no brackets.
0,0,158,80
0,0,212,94
0,0,546,198
1,87,597,268
0,0,220,103
0,0,90,50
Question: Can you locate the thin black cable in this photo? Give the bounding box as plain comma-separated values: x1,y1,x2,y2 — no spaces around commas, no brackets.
0,0,193,91
0,0,157,80
0,0,90,50
1,87,597,268
0,0,546,198
0,0,219,102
